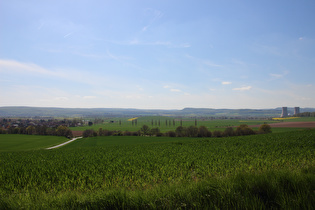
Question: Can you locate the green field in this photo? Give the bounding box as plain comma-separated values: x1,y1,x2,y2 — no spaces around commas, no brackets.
0,129,314,209
70,117,315,135
70,117,283,133
0,134,69,151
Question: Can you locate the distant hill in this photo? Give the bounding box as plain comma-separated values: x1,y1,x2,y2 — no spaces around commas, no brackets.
1,106,315,118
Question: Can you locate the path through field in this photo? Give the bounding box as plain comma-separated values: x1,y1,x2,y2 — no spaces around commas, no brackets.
46,137,82,149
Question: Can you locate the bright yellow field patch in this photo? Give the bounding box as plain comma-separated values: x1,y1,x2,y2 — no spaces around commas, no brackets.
127,117,138,121
272,117,300,120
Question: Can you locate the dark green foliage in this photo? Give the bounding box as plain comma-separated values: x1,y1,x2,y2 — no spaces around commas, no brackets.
212,130,223,137
198,126,212,137
82,129,97,138
140,125,150,136
0,128,7,134
167,131,176,137
295,112,315,117
259,124,272,134
186,125,198,137
223,127,235,137
236,124,255,136
56,125,73,138
175,125,186,137
150,127,160,136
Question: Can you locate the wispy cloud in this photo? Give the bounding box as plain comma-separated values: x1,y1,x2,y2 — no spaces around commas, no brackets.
0,59,110,86
269,71,288,80
222,81,232,85
142,8,164,32
63,32,73,38
186,54,223,68
129,39,171,46
128,39,190,48
163,85,182,93
83,96,96,99
0,59,62,77
233,86,252,91
54,97,69,101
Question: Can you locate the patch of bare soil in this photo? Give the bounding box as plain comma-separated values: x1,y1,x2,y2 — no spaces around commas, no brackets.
250,122,315,128
72,130,83,137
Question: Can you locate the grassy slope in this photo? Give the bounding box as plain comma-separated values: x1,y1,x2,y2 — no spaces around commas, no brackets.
0,129,314,208
0,134,70,151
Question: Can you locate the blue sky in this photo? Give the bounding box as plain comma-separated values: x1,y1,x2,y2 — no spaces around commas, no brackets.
1,0,314,109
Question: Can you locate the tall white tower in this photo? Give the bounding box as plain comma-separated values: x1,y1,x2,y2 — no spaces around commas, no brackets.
294,107,300,115
281,107,288,118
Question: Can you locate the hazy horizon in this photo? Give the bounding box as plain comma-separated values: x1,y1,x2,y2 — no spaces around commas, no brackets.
0,106,315,110
1,0,315,109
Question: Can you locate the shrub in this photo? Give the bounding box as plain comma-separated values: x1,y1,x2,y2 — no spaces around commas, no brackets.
132,131,140,136
83,129,97,138
123,131,132,136
175,126,186,137
187,126,198,137
212,130,223,137
140,125,150,136
198,126,211,137
167,131,176,137
0,128,7,134
156,132,163,137
150,128,160,136
236,124,255,136
259,124,272,134
223,127,235,137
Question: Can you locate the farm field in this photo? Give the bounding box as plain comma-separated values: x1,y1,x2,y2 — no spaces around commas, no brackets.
0,129,314,209
70,117,283,133
0,134,69,151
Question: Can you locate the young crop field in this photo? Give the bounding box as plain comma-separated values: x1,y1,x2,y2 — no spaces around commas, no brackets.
0,134,69,151
0,129,314,209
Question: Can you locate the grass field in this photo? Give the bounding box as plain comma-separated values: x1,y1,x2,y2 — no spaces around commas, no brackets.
70,117,282,132
0,134,69,151
70,117,315,135
0,129,314,209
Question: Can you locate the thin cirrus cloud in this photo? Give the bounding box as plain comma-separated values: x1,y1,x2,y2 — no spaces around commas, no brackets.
269,71,288,80
233,86,252,91
163,85,181,92
83,96,97,99
0,59,61,77
222,81,232,85
142,8,164,32
185,54,223,68
170,89,181,92
0,59,109,86
128,39,190,48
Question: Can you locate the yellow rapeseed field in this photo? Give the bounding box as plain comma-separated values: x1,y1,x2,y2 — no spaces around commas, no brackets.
127,117,138,121
272,117,300,120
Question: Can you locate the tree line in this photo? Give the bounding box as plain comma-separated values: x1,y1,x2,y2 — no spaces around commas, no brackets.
294,112,315,117
0,125,73,138
82,124,271,138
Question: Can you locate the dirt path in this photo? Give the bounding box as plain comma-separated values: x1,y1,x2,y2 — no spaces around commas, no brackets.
46,137,82,150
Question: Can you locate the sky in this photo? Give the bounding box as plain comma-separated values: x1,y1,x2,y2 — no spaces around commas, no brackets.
1,0,315,109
